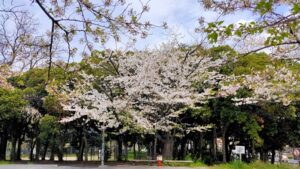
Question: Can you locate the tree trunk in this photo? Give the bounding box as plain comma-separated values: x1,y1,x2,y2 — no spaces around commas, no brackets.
78,135,84,161
57,140,64,162
148,142,153,160
84,133,88,161
49,141,55,160
260,149,268,162
271,149,275,164
114,141,118,161
58,128,66,162
10,136,17,161
251,140,256,161
133,143,136,160
192,139,198,160
124,141,128,161
221,128,226,163
137,142,141,160
225,136,231,162
16,137,23,160
0,132,8,160
199,133,204,160
153,132,157,160
35,138,40,161
212,127,217,161
42,136,50,160
162,132,174,160
117,137,122,161
29,138,36,161
178,139,187,160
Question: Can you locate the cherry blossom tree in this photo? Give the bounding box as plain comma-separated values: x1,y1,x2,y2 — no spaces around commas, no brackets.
219,65,300,106
60,72,125,129
58,42,228,159
110,42,227,159
113,43,226,131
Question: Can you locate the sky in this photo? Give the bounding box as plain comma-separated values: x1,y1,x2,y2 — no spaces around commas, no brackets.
1,0,282,62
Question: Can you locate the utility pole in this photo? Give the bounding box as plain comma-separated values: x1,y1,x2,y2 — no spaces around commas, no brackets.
101,128,105,166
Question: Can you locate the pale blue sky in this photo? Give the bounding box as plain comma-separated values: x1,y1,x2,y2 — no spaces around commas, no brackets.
3,0,289,62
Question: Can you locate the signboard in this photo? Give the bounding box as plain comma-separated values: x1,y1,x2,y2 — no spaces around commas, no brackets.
233,145,245,161
293,148,300,160
235,146,245,154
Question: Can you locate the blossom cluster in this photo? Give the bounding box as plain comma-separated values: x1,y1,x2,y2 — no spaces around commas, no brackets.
219,66,300,106
61,43,227,132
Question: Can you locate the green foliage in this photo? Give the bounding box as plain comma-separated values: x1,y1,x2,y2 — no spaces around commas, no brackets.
43,95,63,116
255,0,274,15
292,3,300,14
204,0,300,53
0,88,26,120
38,115,60,142
231,53,271,75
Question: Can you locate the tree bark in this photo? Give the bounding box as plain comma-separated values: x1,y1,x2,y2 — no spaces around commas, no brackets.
16,137,23,160
178,138,187,160
49,135,56,161
0,132,8,160
212,127,217,161
10,136,17,161
271,149,275,164
42,136,50,160
84,133,88,161
35,138,40,161
78,135,84,161
162,132,174,160
124,141,128,161
199,133,204,160
58,128,66,162
221,128,227,163
251,140,256,161
117,137,122,161
138,142,142,159
29,138,36,161
153,132,157,160
133,143,136,160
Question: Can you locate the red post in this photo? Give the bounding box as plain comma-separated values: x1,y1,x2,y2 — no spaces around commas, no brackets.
157,155,163,166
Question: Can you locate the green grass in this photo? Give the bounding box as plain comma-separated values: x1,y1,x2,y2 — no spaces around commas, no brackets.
163,161,206,167
0,161,12,165
126,151,148,160
211,161,300,169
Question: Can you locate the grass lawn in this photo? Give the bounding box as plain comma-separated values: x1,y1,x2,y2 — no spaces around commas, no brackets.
163,161,206,167
161,160,300,168
0,161,13,165
211,161,300,169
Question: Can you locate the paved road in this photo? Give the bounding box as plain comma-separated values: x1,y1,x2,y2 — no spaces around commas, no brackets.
0,164,199,169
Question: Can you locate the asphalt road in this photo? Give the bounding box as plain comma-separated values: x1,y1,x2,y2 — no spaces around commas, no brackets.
0,164,196,169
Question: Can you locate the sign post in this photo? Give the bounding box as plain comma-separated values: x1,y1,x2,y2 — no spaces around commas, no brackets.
235,146,245,161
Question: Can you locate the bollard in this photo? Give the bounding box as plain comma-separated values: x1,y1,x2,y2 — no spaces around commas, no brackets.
157,155,163,166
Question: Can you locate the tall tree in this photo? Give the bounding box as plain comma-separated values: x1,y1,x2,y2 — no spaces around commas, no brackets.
0,11,49,71
199,0,300,57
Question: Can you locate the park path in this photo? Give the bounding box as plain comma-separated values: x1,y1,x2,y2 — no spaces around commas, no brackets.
0,164,209,169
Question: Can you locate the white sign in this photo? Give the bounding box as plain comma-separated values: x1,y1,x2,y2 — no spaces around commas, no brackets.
235,146,245,154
